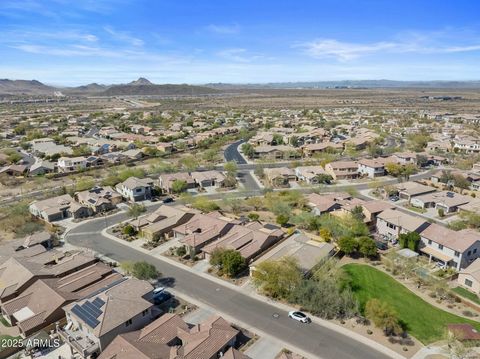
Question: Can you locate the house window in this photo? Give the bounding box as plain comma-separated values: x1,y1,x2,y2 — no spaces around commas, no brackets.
438,244,443,250
135,188,142,193
468,250,472,256
474,249,478,254
428,240,432,245
465,279,473,287
142,309,149,317
454,251,460,257
387,223,396,230
125,319,133,327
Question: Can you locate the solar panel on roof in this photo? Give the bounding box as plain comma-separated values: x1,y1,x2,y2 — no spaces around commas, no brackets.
82,301,102,318
71,304,100,328
92,297,105,308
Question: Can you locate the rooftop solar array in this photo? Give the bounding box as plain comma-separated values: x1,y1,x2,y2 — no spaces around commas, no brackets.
71,298,105,328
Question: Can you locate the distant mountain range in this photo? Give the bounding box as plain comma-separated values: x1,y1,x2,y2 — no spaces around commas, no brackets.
0,77,220,96
2,78,480,96
206,79,480,89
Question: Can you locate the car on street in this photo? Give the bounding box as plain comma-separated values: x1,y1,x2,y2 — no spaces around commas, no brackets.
288,311,311,323
163,197,174,204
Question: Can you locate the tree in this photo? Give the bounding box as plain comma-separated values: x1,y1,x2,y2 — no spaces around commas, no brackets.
316,174,333,184
276,214,290,227
272,133,284,145
438,208,445,218
251,257,303,299
121,261,159,280
247,212,260,221
171,179,188,194
453,175,471,194
358,237,378,258
319,228,332,242
398,231,421,251
210,248,246,277
128,203,146,219
365,299,402,336
351,205,365,222
338,237,358,256
224,161,238,177
122,224,136,236
385,163,403,177
241,143,255,159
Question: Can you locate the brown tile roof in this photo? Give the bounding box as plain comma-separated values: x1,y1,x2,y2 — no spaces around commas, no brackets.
377,208,429,233
420,224,480,253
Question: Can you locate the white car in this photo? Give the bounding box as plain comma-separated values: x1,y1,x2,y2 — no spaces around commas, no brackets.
288,311,311,323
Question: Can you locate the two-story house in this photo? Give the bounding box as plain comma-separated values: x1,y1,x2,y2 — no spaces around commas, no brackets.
58,278,155,358
115,177,153,202
376,208,430,241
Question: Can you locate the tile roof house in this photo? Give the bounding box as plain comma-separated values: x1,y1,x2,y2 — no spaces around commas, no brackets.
410,191,471,213
0,250,97,304
307,192,363,215
115,177,154,202
59,278,155,358
358,159,386,178
393,181,437,201
263,167,296,188
294,166,328,184
99,314,244,359
324,161,359,180
419,224,480,270
29,194,89,222
76,186,123,214
201,222,284,262
173,213,236,254
376,208,430,241
158,173,196,194
190,170,226,189
133,206,197,241
457,258,480,294
1,262,122,337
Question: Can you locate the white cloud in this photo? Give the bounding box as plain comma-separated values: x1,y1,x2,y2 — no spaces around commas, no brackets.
217,48,264,63
300,36,480,61
104,26,144,46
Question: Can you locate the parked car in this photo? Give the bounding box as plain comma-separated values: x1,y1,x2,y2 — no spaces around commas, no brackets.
153,290,172,305
163,197,174,204
288,311,311,323
389,195,400,202
375,241,388,250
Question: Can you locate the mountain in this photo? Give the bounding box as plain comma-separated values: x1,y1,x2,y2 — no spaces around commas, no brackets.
100,83,220,96
0,79,57,95
128,77,153,86
205,80,480,89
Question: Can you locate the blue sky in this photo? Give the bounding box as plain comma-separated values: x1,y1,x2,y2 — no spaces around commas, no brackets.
1,0,480,85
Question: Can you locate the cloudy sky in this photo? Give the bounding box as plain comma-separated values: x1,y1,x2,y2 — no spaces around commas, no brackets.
1,0,480,85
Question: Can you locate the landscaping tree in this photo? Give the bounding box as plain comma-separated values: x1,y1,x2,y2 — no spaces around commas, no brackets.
247,212,260,221
453,175,470,194
121,261,159,280
276,214,290,227
122,224,136,236
319,228,332,242
438,208,445,218
338,237,358,256
128,203,146,219
209,249,246,277
358,237,378,258
241,143,255,159
351,205,366,222
272,133,284,145
171,179,188,194
399,231,421,251
365,298,402,336
251,257,302,299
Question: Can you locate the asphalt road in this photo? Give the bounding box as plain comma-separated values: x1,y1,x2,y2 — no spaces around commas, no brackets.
224,140,247,164
66,213,391,359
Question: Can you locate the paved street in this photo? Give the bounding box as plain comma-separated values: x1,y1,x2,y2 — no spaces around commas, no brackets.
66,212,392,359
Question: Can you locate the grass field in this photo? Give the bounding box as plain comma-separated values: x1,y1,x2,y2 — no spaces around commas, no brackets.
344,264,480,344
452,286,480,305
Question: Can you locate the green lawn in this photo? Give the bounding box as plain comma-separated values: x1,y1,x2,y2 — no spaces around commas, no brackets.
452,286,480,305
344,264,480,344
0,316,11,327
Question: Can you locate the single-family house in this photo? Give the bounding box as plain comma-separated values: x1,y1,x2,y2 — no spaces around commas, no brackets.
158,172,196,194
76,186,122,214
29,194,89,222
393,182,437,201
376,208,430,241
324,161,358,180
411,191,471,213
115,177,153,202
458,258,480,294
191,170,226,189
295,166,329,184
358,159,385,178
419,224,480,270
58,278,155,358
57,156,87,173
263,167,296,187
